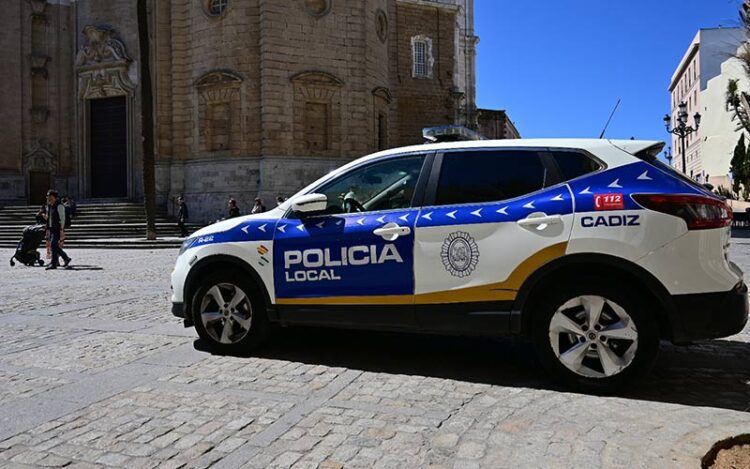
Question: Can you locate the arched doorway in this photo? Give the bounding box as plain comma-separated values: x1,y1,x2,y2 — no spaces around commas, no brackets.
76,25,135,200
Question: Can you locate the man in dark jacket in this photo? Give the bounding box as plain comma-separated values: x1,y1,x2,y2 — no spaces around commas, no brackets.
177,196,188,237
227,198,240,218
45,190,71,270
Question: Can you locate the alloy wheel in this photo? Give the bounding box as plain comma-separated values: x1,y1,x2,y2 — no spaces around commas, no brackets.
548,295,638,378
199,282,253,344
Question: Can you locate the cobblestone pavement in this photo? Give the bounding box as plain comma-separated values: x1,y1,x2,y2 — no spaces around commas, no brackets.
0,242,749,469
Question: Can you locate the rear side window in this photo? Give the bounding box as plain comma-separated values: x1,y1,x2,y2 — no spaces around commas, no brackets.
436,150,547,205
550,150,601,181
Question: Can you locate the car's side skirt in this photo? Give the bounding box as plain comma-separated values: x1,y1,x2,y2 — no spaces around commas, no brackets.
275,300,514,336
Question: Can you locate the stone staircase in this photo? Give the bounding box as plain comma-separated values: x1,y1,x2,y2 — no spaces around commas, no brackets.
0,202,202,249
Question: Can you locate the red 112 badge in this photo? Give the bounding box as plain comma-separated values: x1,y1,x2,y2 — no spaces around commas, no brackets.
594,193,624,211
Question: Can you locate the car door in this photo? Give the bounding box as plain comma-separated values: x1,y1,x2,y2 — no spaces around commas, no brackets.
413,148,576,334
273,153,431,329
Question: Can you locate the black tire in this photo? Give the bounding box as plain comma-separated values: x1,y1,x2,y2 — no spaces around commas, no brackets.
191,269,270,354
531,277,659,393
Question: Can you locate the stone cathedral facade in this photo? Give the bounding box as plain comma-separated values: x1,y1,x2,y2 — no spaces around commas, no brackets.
0,0,512,222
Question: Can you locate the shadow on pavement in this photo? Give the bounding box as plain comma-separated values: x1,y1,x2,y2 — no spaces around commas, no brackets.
731,227,750,239
63,265,103,271
194,327,750,412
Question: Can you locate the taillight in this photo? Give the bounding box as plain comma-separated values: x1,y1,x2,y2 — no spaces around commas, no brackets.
632,194,732,230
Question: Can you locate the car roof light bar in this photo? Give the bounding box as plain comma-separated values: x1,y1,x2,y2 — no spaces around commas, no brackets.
422,125,487,143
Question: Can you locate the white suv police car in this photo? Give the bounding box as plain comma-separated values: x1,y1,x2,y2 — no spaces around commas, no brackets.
171,137,748,392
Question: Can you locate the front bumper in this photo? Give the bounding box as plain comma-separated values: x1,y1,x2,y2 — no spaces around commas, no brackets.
669,281,749,343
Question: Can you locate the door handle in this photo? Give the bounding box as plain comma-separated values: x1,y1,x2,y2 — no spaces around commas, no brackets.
373,223,411,241
517,214,563,228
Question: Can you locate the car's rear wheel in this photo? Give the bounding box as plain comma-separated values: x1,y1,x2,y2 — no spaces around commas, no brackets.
192,270,270,353
532,279,659,393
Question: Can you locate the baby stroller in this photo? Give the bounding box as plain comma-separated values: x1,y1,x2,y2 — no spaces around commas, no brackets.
10,224,46,267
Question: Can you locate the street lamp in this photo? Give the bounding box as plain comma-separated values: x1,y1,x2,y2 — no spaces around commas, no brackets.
663,146,673,166
664,101,701,174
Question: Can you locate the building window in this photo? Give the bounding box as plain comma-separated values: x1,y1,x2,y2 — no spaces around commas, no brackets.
411,35,433,79
203,0,228,17
375,9,388,43
205,102,230,151
377,113,387,150
304,0,332,17
304,102,329,151
195,70,243,153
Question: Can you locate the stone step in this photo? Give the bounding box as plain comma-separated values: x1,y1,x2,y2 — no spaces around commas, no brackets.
1,239,182,250
0,203,194,249
0,229,185,237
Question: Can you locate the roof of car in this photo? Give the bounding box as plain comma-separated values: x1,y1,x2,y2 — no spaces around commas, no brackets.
366,139,663,160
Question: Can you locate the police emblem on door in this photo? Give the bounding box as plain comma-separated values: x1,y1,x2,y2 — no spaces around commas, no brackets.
441,231,479,278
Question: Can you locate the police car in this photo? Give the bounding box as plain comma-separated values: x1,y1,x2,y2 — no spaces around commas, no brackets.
171,133,748,392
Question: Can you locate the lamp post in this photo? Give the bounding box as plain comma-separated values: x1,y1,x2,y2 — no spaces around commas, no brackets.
664,146,673,166
664,102,701,175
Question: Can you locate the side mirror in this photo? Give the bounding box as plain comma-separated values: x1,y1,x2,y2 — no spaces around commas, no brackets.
292,193,327,214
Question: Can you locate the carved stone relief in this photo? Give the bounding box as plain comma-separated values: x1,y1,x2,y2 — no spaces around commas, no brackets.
23,140,57,172
76,25,135,100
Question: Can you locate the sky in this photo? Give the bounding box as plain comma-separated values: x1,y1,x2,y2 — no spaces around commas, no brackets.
475,0,744,144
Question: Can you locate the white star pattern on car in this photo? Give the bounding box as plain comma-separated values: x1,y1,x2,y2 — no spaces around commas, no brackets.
637,171,652,180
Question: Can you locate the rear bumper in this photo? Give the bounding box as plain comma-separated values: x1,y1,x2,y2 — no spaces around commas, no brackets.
669,281,749,343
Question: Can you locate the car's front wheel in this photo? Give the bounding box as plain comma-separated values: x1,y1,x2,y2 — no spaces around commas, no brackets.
191,270,270,353
532,279,659,393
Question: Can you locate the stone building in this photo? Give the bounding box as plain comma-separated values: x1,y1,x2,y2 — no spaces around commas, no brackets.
477,109,520,140
0,0,509,222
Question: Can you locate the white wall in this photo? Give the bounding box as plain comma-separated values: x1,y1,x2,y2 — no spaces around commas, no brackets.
700,28,745,91
701,46,749,190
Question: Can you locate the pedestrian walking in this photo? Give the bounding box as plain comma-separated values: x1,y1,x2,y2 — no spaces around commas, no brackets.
227,198,241,219
65,196,77,218
251,197,266,214
45,190,72,270
177,196,189,237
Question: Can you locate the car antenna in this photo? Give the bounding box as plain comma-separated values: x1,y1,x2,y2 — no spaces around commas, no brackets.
598,98,621,139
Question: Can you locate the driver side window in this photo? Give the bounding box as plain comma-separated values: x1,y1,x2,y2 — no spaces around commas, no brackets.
316,155,425,215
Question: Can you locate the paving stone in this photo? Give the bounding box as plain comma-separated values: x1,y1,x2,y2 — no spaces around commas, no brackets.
0,247,749,469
